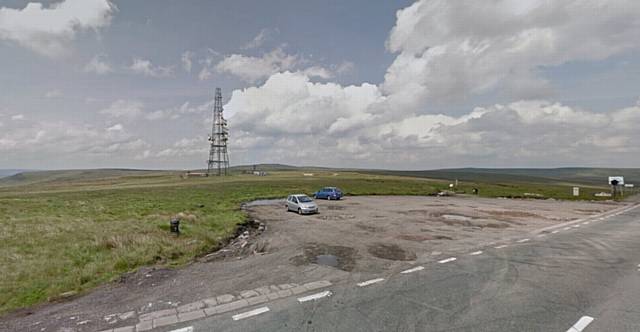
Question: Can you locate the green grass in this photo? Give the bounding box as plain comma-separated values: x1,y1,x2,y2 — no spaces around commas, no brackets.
0,169,627,314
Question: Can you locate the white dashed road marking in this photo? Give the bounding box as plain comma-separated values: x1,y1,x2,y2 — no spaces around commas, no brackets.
566,315,595,332
401,266,425,274
298,291,332,303
357,278,385,287
469,251,483,256
563,227,572,231
494,245,508,249
573,225,580,228
537,234,546,237
438,257,457,264
516,238,530,243
169,327,194,332
232,307,270,321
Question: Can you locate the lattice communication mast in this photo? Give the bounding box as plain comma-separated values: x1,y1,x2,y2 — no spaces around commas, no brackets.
207,88,229,175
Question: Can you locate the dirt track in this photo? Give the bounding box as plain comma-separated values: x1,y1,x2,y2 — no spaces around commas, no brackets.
1,195,621,332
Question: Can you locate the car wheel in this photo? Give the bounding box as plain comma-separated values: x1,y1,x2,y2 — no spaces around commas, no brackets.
298,208,303,215
327,195,331,200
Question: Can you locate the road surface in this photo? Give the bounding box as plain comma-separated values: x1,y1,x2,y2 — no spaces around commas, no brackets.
153,203,640,332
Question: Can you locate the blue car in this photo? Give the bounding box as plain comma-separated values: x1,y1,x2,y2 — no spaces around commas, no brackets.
314,187,343,200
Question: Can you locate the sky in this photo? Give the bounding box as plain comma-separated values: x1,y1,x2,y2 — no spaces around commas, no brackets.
1,0,639,170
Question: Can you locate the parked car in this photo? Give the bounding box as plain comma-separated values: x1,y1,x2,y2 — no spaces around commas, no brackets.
286,194,318,215
314,187,343,200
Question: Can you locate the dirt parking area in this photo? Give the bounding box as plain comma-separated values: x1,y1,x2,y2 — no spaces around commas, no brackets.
1,195,621,332
246,195,618,274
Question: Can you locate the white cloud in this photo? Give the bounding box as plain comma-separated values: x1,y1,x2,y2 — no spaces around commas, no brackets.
144,100,213,121
106,123,123,132
382,0,640,105
129,58,174,77
221,0,640,168
84,54,112,75
44,90,62,98
100,100,144,119
181,51,194,73
215,47,299,83
241,28,276,50
0,118,150,162
11,114,25,120
197,49,220,80
0,0,115,57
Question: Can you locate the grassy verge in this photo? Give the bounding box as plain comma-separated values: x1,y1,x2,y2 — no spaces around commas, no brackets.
0,170,617,314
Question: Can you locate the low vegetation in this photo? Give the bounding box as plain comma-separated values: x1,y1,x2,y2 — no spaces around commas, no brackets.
0,169,627,314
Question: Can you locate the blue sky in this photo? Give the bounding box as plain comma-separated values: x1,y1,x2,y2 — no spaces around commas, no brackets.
1,0,639,169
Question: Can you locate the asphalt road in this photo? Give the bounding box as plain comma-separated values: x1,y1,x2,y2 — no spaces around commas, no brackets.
159,203,640,332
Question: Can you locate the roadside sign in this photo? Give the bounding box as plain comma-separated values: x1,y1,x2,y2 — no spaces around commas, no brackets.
625,184,634,188
608,176,624,185
572,187,580,196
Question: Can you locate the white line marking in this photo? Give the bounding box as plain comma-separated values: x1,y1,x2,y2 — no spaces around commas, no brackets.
469,251,483,256
552,230,559,234
517,238,530,243
169,327,194,332
566,315,595,332
583,222,589,225
537,234,546,237
298,291,332,303
494,245,508,249
573,225,580,228
438,257,457,264
401,266,425,274
563,227,572,231
357,278,385,287
232,307,270,321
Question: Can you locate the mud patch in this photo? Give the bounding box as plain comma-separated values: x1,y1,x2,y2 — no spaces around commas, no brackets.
290,243,357,271
480,210,541,218
355,223,384,232
483,222,510,229
324,205,345,211
367,243,416,261
397,234,434,241
315,214,356,221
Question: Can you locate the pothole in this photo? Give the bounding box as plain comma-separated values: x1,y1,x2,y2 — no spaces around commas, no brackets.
367,243,416,261
290,243,357,271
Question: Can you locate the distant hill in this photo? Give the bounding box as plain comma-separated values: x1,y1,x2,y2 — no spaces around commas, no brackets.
0,169,31,179
0,168,173,187
2,165,638,189
363,167,640,187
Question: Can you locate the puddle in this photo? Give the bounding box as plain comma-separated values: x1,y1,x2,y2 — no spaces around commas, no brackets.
290,243,357,271
315,254,338,267
368,243,416,261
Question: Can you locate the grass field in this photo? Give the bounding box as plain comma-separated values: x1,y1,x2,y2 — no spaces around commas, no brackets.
0,169,629,314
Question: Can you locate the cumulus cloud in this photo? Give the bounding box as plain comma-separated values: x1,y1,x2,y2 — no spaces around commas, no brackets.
11,114,25,121
0,118,150,163
221,0,640,168
129,58,174,77
227,73,640,167
215,47,299,83
84,54,112,75
382,0,640,105
99,100,144,119
0,0,115,57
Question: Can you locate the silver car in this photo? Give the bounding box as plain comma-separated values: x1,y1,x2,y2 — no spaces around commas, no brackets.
286,194,318,215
